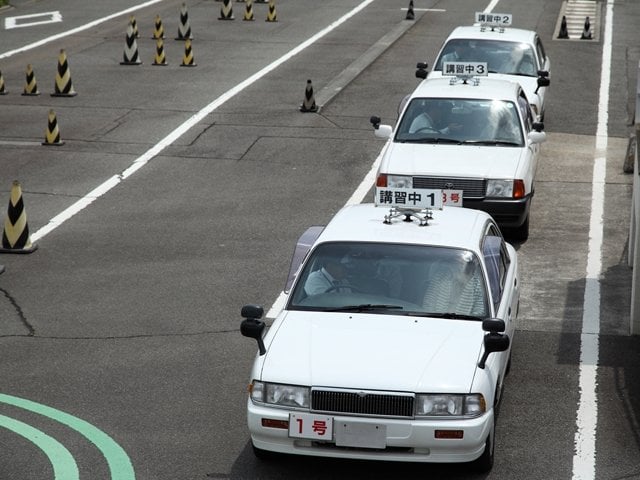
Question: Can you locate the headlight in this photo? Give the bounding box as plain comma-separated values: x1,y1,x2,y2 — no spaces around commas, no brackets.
250,381,310,408
486,179,514,198
386,175,412,188
415,394,486,417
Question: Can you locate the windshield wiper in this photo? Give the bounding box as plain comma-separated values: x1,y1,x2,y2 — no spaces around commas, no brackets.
460,140,520,146
416,312,484,321
326,304,405,312
408,137,462,144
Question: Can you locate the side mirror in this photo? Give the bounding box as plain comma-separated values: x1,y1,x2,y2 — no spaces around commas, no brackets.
416,61,428,69
478,319,510,369
415,68,428,79
374,125,393,139
534,74,550,94
240,305,267,355
528,131,546,145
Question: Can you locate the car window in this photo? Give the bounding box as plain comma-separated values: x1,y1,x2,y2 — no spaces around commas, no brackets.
395,98,524,145
535,37,546,68
288,242,488,318
482,226,510,311
435,39,538,77
517,93,534,132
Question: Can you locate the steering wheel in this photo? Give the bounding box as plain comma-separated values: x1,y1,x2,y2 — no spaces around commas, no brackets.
414,126,440,133
325,285,363,293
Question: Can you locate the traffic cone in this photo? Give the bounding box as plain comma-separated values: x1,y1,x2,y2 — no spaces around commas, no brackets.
243,0,254,21
219,0,234,20
121,22,142,65
176,3,193,40
152,14,165,39
300,79,318,113
180,39,197,66
405,0,415,20
0,70,7,95
51,49,77,97
558,15,569,39
265,0,277,22
43,109,64,146
22,64,40,96
129,15,139,38
152,38,167,65
581,17,592,39
0,181,37,254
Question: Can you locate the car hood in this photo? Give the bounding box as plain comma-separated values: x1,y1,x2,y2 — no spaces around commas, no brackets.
380,142,525,178
261,311,483,393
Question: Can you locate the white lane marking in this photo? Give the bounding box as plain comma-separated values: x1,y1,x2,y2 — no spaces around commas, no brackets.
5,12,63,30
0,0,165,60
572,0,614,479
30,0,378,243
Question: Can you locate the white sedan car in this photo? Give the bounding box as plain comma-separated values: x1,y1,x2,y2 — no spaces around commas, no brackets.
371,69,546,241
429,21,551,121
241,200,518,472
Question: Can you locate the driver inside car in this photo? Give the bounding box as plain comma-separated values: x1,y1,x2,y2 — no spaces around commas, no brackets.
304,257,352,295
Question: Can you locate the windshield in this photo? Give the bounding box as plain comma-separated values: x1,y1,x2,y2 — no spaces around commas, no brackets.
395,98,524,146
435,39,538,77
288,242,488,318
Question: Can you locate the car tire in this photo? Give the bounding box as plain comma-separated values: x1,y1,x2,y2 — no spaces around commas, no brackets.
470,417,495,473
252,443,280,461
508,215,530,242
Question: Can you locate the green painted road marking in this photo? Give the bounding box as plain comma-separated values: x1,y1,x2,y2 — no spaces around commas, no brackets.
0,393,135,480
0,413,79,480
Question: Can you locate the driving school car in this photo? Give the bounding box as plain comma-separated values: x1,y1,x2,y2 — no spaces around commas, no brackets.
429,13,551,121
240,195,519,472
371,63,546,241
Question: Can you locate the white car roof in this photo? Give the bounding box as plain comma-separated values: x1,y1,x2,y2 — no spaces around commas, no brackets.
410,76,523,103
314,203,493,252
445,25,539,44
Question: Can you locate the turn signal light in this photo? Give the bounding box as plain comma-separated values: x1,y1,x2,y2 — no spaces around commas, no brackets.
262,418,289,429
513,180,526,199
435,430,464,439
376,174,388,187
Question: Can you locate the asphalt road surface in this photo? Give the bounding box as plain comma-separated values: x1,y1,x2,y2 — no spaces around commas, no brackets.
0,0,639,479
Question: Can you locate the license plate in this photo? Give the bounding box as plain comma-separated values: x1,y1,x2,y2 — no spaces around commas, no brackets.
442,189,463,207
335,421,387,449
288,413,333,440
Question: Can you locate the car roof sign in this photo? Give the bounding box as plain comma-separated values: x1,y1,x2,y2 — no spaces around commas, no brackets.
475,12,513,29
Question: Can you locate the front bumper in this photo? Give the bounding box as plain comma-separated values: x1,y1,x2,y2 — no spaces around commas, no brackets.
247,400,493,463
463,195,531,228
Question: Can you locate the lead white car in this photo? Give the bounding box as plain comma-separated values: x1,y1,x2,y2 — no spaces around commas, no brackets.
371,67,546,241
240,198,518,472
428,13,551,121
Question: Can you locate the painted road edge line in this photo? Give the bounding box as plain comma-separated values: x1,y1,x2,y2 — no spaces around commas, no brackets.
571,0,614,479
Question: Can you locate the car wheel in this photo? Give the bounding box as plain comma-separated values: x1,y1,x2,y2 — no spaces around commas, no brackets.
470,418,495,473
252,443,279,461
508,215,529,242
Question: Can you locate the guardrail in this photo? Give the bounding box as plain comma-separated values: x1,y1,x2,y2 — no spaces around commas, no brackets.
628,61,640,334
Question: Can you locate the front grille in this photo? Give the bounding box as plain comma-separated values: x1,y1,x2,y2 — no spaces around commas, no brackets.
412,177,486,198
311,389,414,418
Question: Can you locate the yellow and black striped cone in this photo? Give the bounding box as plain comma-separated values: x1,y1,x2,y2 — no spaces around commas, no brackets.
243,0,254,21
121,22,142,65
22,64,40,96
129,15,139,38
1,181,37,254
405,0,415,20
152,38,168,65
558,15,569,39
152,14,165,39
581,16,592,40
180,39,197,66
219,0,234,19
43,109,64,146
265,0,277,22
51,49,77,97
176,3,193,40
0,70,7,95
300,79,318,113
